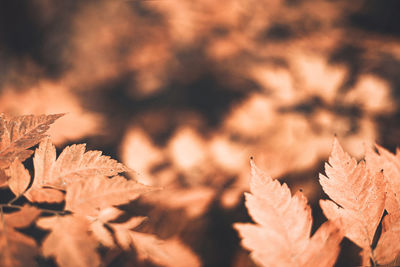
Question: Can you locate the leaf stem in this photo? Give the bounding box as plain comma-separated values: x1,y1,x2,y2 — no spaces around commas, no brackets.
7,194,22,205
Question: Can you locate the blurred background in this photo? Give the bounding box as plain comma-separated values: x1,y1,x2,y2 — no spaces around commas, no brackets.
1,0,400,266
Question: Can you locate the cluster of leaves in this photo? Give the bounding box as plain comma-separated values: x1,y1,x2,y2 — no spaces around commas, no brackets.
235,139,400,266
0,114,200,267
2,112,400,267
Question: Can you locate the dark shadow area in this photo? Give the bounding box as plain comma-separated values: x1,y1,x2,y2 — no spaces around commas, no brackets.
349,0,400,36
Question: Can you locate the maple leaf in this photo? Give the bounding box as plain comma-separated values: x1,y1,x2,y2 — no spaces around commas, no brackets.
0,114,63,169
0,206,41,267
65,175,154,216
319,139,386,265
37,214,100,267
234,160,343,267
24,137,129,202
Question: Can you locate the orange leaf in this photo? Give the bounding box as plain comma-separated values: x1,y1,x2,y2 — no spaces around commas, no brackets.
0,206,41,267
234,160,343,267
319,139,385,262
0,228,38,267
4,205,41,228
32,137,129,190
87,207,125,247
89,220,115,247
24,187,64,203
374,211,400,265
25,137,129,203
300,221,343,267
110,217,148,249
0,114,63,169
65,176,154,216
107,215,200,266
37,215,100,267
365,144,400,214
113,228,201,267
6,160,31,196
365,145,400,264
130,233,201,267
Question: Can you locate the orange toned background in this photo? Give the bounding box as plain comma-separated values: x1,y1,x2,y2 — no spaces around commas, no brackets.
1,0,400,266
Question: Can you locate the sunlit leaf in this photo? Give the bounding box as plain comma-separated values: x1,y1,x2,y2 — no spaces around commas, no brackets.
235,160,343,267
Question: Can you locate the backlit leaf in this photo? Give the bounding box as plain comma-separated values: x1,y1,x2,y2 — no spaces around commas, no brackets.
65,175,154,216
234,160,343,267
0,114,63,168
319,139,385,263
37,215,100,267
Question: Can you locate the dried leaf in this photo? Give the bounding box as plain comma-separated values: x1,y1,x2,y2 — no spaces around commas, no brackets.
24,138,62,203
0,114,63,168
6,160,31,196
32,137,56,187
365,145,400,214
300,221,343,267
128,231,201,267
89,220,115,247
4,205,41,228
0,82,102,145
25,137,128,203
319,139,385,262
0,228,38,267
87,207,125,248
374,212,400,264
37,215,100,267
108,216,200,266
234,161,342,267
110,217,148,249
32,137,129,189
24,187,64,203
65,176,154,216
52,144,129,187
0,206,41,267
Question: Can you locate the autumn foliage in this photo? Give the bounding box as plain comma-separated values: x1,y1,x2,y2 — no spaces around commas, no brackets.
235,139,400,266
0,114,200,267
2,0,400,266
1,112,400,267
234,160,343,267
